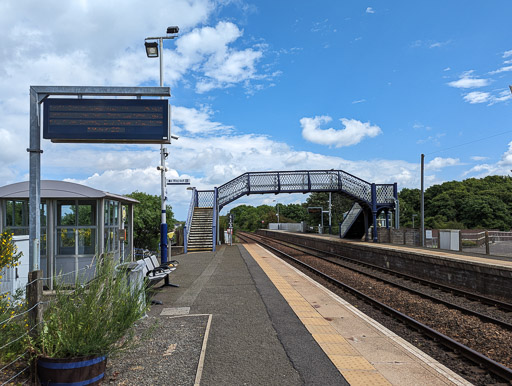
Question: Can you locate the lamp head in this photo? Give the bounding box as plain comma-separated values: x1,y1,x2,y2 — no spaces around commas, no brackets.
167,26,179,34
144,41,159,58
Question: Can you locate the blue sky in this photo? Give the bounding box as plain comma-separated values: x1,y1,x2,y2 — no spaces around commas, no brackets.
1,1,512,220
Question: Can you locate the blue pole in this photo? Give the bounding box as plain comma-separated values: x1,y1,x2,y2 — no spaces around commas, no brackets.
161,221,168,263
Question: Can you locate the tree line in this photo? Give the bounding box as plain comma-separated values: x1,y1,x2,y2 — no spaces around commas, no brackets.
398,175,512,230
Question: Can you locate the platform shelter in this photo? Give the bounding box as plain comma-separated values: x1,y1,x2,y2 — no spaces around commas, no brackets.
0,180,137,286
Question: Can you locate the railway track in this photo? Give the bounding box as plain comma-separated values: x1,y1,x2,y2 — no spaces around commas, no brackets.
238,231,512,385
248,233,512,328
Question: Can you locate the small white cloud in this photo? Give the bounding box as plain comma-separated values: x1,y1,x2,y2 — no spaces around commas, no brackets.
443,67,451,71
463,91,491,104
300,116,382,148
502,49,512,58
429,40,451,49
471,156,488,161
462,90,511,105
366,7,375,13
448,71,490,89
352,99,366,104
489,65,512,75
491,90,512,104
426,157,460,171
172,105,233,135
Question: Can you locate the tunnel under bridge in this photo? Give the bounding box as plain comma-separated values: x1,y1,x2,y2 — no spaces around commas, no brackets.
184,170,398,252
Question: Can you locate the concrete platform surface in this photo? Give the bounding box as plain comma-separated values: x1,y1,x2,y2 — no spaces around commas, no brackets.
105,244,471,385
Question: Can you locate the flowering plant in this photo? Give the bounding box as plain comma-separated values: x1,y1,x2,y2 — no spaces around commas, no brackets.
0,231,28,362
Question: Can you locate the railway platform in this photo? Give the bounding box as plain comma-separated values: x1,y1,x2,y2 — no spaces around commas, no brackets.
106,244,469,385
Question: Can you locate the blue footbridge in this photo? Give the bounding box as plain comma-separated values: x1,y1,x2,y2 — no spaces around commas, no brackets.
184,170,398,252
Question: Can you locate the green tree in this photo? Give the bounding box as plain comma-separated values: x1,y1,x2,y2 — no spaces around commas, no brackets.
397,188,420,227
304,192,353,231
126,192,176,250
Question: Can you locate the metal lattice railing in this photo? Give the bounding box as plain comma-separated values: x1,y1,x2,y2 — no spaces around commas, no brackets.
197,190,215,208
217,170,396,209
376,184,396,204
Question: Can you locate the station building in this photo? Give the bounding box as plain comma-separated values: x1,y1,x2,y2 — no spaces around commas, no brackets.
0,180,138,287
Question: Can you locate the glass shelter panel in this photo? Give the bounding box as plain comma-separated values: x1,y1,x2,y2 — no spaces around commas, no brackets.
58,201,76,226
57,228,76,255
78,201,96,226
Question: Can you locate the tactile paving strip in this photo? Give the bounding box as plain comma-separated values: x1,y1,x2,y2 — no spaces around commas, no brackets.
244,244,391,386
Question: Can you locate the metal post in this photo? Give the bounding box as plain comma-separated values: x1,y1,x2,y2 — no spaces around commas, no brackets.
371,183,378,242
328,192,332,234
420,154,425,247
29,87,42,271
158,37,169,267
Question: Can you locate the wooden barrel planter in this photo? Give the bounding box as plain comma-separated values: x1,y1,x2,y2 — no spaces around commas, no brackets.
37,355,107,385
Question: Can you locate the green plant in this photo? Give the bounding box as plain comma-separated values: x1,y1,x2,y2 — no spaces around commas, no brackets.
0,288,29,362
33,257,147,358
0,231,27,362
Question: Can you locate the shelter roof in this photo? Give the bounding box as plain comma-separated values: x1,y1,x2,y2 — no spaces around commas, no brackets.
0,180,138,204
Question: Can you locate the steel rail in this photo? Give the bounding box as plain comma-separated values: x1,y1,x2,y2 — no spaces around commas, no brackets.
252,233,512,328
238,232,512,383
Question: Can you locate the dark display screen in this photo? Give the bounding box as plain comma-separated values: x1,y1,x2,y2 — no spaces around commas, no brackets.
43,99,169,143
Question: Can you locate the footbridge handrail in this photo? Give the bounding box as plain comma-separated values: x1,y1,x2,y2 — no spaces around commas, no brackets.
217,170,396,209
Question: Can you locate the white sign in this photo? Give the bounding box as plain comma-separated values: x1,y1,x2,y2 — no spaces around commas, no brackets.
167,178,190,185
425,230,433,239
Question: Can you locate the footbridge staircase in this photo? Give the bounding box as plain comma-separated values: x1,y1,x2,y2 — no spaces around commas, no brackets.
184,170,397,252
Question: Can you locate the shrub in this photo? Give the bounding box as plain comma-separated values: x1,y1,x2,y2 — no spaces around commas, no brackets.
33,256,147,358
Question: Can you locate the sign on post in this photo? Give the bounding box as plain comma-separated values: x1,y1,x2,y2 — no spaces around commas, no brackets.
167,178,190,185
43,99,170,143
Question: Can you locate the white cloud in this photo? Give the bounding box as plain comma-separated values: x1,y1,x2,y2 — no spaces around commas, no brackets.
471,156,488,161
462,90,511,105
426,157,460,171
172,105,233,135
503,49,512,58
366,7,375,14
463,91,491,104
429,40,451,49
498,142,512,166
352,99,366,104
447,71,490,89
489,65,512,75
464,142,512,178
300,116,382,148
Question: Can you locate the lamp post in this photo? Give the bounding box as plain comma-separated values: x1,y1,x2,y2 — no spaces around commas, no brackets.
145,26,179,284
273,200,280,230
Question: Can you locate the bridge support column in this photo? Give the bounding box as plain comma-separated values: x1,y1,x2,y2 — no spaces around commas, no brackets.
371,183,378,242
385,209,390,229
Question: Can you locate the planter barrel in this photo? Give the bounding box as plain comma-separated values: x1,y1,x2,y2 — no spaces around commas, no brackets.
37,355,107,385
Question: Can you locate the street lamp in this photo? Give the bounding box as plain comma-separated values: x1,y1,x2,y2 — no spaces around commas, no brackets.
144,41,159,57
273,199,280,230
145,26,179,286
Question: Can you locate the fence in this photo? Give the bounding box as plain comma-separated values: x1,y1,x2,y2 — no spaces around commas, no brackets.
378,228,512,258
0,263,100,385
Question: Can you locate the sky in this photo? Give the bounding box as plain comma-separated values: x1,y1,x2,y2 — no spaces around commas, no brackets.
1,1,512,220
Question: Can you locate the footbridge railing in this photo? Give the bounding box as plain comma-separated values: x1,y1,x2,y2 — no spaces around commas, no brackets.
185,170,397,253
217,170,396,209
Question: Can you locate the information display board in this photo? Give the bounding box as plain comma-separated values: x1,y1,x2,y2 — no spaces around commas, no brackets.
43,98,170,143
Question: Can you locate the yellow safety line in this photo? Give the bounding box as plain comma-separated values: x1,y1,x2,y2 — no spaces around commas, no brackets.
244,244,391,386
